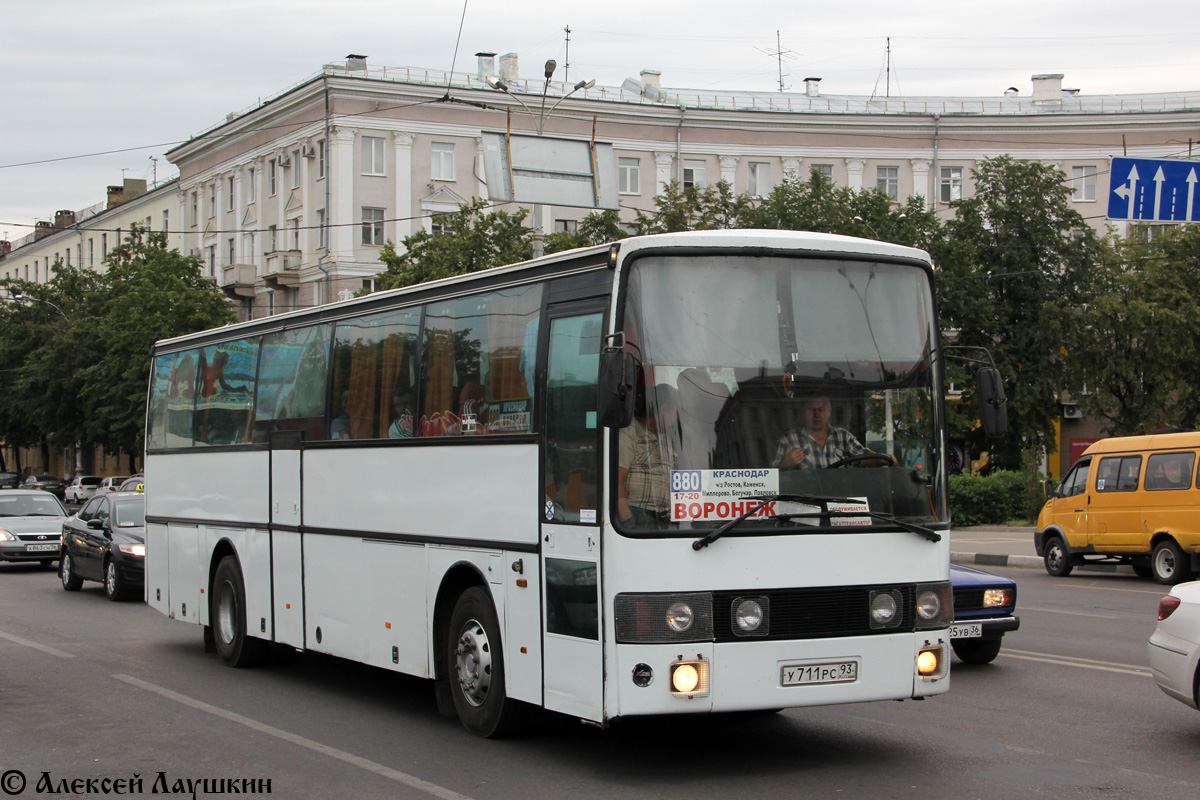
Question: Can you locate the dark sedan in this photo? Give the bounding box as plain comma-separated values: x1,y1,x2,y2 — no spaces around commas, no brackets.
59,492,145,601
23,474,66,500
949,563,1020,664
0,472,21,490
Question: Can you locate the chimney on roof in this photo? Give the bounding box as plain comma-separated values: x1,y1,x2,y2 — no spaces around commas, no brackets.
476,52,496,81
106,178,148,209
34,221,53,240
107,185,125,208
54,210,76,229
804,77,822,97
499,53,519,83
346,54,367,71
640,69,662,101
1032,73,1064,104
0,240,11,257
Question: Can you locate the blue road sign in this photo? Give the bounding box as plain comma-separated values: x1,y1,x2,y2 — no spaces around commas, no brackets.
1108,157,1200,222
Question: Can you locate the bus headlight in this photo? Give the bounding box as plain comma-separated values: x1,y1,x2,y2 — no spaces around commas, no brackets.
669,660,709,696
614,593,713,643
914,582,953,630
733,596,769,636
666,602,694,632
869,589,903,629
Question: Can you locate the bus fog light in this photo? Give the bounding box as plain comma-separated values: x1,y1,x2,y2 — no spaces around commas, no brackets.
666,602,694,632
669,661,709,696
733,597,768,636
632,663,654,687
917,646,945,679
869,589,902,629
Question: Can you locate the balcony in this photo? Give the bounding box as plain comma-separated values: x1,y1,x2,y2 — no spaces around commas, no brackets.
220,264,257,298
264,250,302,287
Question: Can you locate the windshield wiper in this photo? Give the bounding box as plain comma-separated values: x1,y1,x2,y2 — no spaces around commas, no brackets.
692,493,941,550
693,493,859,550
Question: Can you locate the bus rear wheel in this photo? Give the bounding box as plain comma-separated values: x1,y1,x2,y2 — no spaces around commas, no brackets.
211,556,268,667
446,587,526,737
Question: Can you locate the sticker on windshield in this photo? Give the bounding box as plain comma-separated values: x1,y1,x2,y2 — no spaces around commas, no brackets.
670,469,779,522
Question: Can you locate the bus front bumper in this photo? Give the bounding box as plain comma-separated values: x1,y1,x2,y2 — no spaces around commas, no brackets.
609,631,950,718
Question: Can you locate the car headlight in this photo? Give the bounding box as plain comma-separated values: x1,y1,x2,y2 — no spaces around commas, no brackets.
117,544,146,557
983,587,1014,608
0,529,14,541
914,581,954,629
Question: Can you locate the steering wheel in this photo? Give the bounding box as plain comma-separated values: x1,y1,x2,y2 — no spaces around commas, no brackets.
826,452,892,469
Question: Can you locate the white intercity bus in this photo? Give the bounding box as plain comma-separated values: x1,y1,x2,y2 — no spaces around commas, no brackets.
144,229,1005,736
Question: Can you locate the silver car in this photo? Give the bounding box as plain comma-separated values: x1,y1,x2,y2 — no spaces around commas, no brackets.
0,490,67,566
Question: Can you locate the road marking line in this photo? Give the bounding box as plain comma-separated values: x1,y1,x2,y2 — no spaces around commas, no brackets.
114,674,475,800
1018,605,1124,620
1004,648,1146,670
0,628,74,659
999,650,1151,677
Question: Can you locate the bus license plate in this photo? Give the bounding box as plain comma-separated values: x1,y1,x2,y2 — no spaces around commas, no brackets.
781,660,858,686
949,622,982,638
25,544,57,553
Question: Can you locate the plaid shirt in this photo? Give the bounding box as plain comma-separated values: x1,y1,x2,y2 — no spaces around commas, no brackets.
772,426,869,469
619,418,675,512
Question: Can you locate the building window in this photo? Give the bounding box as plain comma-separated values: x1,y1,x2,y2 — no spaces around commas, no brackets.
554,219,578,233
877,166,899,199
267,225,278,253
683,159,707,189
362,136,386,175
145,216,152,230
268,159,277,195
292,151,301,188
432,142,455,181
317,209,326,249
618,157,640,194
102,233,107,258
362,207,385,245
208,245,216,277
227,237,236,265
208,183,215,217
190,191,198,226
227,176,235,210
88,239,94,266
246,167,255,203
163,210,169,233
748,162,770,197
811,164,833,179
289,218,300,251
1072,166,1097,201
318,139,326,179
940,166,963,203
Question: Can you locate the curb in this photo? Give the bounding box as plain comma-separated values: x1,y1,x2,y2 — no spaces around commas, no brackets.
950,551,1134,573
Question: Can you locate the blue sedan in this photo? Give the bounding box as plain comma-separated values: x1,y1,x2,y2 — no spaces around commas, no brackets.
949,563,1020,664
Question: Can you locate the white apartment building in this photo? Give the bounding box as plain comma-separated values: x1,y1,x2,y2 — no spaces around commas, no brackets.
10,55,1200,320
0,179,181,285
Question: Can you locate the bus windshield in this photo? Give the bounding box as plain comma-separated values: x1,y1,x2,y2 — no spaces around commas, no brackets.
617,252,944,534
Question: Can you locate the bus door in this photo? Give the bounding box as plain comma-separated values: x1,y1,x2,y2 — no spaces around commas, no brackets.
269,430,305,648
540,304,606,721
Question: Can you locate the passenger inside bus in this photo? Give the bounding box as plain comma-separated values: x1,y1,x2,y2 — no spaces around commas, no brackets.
616,383,679,527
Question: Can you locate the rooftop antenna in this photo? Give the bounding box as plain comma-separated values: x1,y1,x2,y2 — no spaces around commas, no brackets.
757,31,796,92
886,37,891,98
564,24,571,86
149,156,158,186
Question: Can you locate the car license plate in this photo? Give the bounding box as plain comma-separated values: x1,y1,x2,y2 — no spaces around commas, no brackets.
949,622,982,638
781,660,858,686
25,544,57,553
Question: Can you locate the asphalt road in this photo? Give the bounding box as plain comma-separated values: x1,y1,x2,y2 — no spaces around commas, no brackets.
1,559,1197,799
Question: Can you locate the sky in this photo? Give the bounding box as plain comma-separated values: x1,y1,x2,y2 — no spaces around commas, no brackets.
2,0,1199,245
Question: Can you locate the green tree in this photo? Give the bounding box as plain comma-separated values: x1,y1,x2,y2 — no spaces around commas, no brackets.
376,199,533,290
543,209,627,254
1072,224,1200,434
630,180,756,234
933,156,1104,469
77,227,236,466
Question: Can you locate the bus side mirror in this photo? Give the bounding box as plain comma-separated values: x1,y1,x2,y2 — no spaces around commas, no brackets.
978,367,1007,440
597,348,637,428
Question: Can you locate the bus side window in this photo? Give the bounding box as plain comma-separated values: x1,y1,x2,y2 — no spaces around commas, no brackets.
254,324,332,442
194,339,259,446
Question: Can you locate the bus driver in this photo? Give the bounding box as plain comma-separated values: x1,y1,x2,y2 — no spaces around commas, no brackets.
773,395,896,470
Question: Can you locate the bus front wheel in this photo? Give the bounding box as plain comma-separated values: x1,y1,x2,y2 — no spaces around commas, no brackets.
211,556,268,667
446,587,526,737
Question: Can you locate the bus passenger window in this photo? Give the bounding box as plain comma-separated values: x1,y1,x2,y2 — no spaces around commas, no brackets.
330,309,420,440
194,340,258,446
254,324,331,442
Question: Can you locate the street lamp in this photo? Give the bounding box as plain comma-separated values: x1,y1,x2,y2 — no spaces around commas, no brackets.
11,291,68,318
853,213,907,241
485,60,595,136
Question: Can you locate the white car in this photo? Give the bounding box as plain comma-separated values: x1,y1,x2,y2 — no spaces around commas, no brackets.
64,476,103,503
1148,580,1200,711
96,476,130,495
